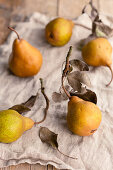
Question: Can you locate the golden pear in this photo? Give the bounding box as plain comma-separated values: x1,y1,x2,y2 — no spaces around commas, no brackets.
67,96,102,136
0,110,34,143
45,17,74,46
8,27,43,77
82,37,113,86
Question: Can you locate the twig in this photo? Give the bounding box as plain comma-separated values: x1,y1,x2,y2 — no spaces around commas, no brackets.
61,46,72,99
35,78,49,124
74,22,91,31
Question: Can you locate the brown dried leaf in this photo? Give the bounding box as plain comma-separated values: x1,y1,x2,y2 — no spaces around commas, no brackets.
82,0,113,38
22,93,38,108
76,35,95,51
95,22,113,38
67,71,91,89
60,85,71,99
39,127,58,149
9,105,31,114
39,127,77,159
70,89,97,104
69,59,89,71
52,85,70,103
9,93,38,114
67,77,82,92
52,92,63,103
82,0,99,22
52,92,67,103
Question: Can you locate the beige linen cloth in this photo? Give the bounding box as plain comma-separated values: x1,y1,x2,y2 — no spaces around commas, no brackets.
0,12,113,170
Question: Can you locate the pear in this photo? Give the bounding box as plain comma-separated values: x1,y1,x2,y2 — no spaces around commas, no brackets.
45,17,74,46
67,96,102,136
0,110,34,143
82,37,113,86
62,46,102,136
8,27,43,77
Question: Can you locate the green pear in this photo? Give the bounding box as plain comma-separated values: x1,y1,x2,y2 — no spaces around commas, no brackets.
45,17,74,46
0,110,34,143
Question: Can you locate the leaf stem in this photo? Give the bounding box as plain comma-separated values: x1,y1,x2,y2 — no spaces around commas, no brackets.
35,78,49,124
8,26,21,40
57,148,77,160
62,46,72,99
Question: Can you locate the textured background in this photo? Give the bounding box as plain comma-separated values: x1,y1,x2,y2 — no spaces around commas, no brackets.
0,0,113,169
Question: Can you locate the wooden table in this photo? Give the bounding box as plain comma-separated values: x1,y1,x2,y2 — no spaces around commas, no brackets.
0,0,112,169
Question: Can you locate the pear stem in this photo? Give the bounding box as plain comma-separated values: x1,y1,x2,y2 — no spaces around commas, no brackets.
106,65,113,87
35,78,49,124
57,148,77,160
62,46,72,99
8,26,20,40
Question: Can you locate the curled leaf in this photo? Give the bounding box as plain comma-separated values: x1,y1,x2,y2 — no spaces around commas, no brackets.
70,88,97,104
39,127,77,159
52,85,70,103
67,71,91,89
9,93,39,114
69,59,89,71
67,77,82,92
52,92,68,103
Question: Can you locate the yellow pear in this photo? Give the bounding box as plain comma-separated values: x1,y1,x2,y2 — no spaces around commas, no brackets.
8,27,43,77
82,37,113,86
67,96,102,136
45,17,74,46
0,110,34,143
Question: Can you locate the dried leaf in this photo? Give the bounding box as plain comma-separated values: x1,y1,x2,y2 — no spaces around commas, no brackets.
52,92,67,103
82,0,113,38
22,93,38,108
95,22,113,38
9,105,31,114
39,127,58,149
52,92,63,103
39,127,77,159
76,35,95,51
82,0,99,22
67,71,91,89
67,78,82,92
60,85,71,99
69,59,89,71
52,85,70,103
70,89,97,104
9,93,38,114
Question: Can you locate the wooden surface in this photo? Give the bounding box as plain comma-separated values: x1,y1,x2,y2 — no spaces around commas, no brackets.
0,0,112,169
